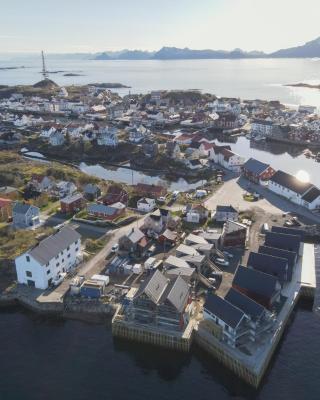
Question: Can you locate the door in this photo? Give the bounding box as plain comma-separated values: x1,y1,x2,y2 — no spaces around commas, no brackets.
27,280,35,288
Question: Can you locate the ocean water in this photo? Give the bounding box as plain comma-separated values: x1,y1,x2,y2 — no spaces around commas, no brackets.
0,304,319,400
1,55,320,108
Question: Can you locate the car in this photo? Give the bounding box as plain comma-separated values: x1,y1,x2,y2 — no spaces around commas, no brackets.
261,223,269,233
223,251,234,258
208,277,216,284
157,196,166,204
214,258,230,267
111,243,119,253
52,272,66,287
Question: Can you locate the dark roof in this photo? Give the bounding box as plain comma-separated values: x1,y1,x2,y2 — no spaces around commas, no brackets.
216,205,237,213
258,245,296,280
13,202,38,214
265,231,301,254
29,226,81,265
270,170,313,195
301,187,320,203
225,288,266,322
243,158,270,175
189,159,202,166
271,226,305,241
247,252,288,284
204,293,245,329
84,183,100,194
233,265,279,299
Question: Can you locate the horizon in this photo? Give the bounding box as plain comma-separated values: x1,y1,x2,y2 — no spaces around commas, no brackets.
1,0,320,53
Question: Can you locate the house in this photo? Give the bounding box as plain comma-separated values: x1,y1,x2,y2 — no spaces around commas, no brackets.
209,145,245,173
258,245,296,281
269,170,320,210
185,159,203,170
87,202,125,221
158,229,178,246
119,228,146,253
214,113,238,130
55,181,78,198
144,209,164,233
60,193,85,214
133,183,167,198
203,293,250,348
166,141,181,159
222,220,247,247
137,197,156,213
232,265,281,309
49,130,65,146
0,186,19,200
0,197,12,221
83,183,101,201
247,251,288,286
143,142,158,158
185,204,209,223
127,270,190,331
97,127,118,147
29,175,53,193
185,233,208,246
103,185,128,205
128,127,145,143
242,158,275,185
15,226,81,289
214,205,238,222
165,266,195,282
12,202,40,228
251,119,274,136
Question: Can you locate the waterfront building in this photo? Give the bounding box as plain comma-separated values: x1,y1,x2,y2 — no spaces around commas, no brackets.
258,245,296,281
232,265,281,310
247,252,288,286
265,231,302,256
12,202,40,228
242,158,275,185
15,226,82,289
125,269,190,331
268,170,320,210
251,119,274,136
137,197,156,213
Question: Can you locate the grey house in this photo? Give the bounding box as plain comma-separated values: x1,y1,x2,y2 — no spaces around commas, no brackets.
13,202,40,228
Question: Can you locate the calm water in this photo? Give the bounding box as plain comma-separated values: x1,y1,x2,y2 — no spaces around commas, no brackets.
1,55,320,108
0,305,319,400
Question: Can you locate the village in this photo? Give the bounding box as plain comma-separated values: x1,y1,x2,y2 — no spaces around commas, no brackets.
0,78,319,389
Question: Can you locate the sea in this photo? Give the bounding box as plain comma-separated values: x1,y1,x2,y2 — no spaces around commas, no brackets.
1,55,320,400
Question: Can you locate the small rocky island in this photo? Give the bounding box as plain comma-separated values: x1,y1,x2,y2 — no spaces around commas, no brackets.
285,82,320,90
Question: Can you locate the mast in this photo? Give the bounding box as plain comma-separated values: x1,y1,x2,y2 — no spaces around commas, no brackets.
41,50,49,80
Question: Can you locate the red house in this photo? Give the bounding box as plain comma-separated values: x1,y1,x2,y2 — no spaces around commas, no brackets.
60,193,85,214
103,185,128,205
242,158,275,185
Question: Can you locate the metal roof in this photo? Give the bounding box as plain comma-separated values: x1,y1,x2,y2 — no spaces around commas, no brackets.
243,158,270,175
258,245,296,281
204,293,245,329
301,187,320,203
247,251,288,284
265,231,301,254
13,202,38,215
271,226,305,241
29,226,81,265
233,265,279,299
270,170,313,195
225,288,266,322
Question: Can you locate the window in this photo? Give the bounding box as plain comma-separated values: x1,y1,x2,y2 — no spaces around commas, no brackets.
26,271,32,277
55,255,59,260
62,259,64,263
75,247,79,252
67,254,71,258
26,256,30,262
67,246,70,251
56,262,60,267
47,270,51,275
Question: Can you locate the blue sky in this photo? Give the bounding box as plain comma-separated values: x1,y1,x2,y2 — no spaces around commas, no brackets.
1,0,320,53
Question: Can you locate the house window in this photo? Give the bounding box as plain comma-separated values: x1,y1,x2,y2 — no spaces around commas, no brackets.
55,255,59,260
47,270,51,275
67,246,70,251
67,254,71,258
26,271,32,277
62,259,64,263
75,247,79,252
56,262,60,267
26,256,30,262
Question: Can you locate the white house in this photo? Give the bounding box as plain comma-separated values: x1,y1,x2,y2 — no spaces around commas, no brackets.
97,127,118,147
49,130,65,146
269,170,320,210
12,203,40,228
209,146,245,173
251,119,274,136
137,197,156,213
214,205,238,222
15,226,82,290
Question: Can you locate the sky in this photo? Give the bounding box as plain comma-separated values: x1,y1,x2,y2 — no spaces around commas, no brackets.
0,0,320,53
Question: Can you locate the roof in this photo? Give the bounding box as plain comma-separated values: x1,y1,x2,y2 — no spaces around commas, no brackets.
258,245,296,280
270,170,313,195
84,183,100,194
164,255,191,269
87,202,124,215
160,229,177,242
0,197,12,208
265,231,301,254
216,205,237,213
165,266,195,278
166,275,189,312
28,226,81,265
126,228,145,244
135,269,168,304
204,293,245,329
233,265,279,299
185,233,208,245
243,158,271,175
271,226,305,241
176,244,200,257
225,288,266,322
138,197,154,205
301,186,320,203
13,202,38,214
61,193,83,205
247,251,288,284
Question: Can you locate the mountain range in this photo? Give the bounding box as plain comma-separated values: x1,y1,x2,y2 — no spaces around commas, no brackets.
94,37,320,60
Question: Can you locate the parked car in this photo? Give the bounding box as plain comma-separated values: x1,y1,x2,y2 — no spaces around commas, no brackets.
261,223,269,233
214,258,230,267
111,243,119,253
52,272,66,287
223,251,234,259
